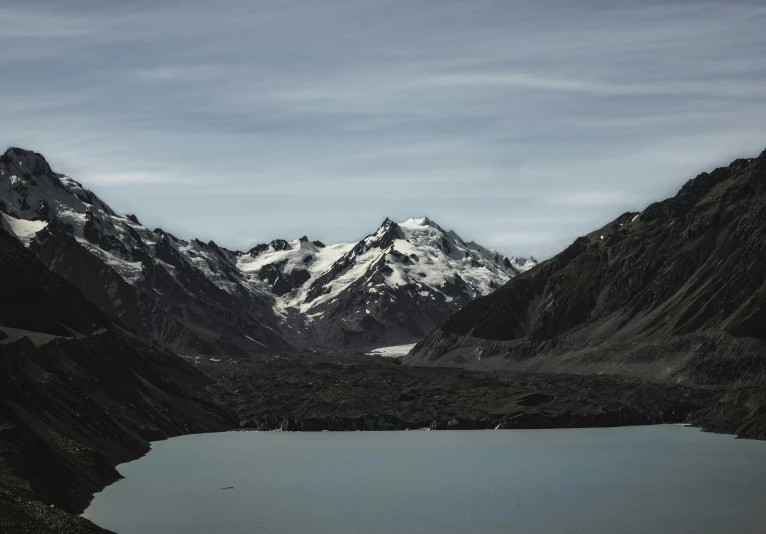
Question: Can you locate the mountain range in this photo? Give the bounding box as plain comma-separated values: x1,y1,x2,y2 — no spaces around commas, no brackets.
0,147,535,356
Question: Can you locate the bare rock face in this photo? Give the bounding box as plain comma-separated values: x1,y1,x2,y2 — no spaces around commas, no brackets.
407,150,766,387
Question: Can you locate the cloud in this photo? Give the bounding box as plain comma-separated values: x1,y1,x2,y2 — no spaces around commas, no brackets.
0,0,765,258
483,230,562,249
413,73,766,99
0,6,90,38
83,171,184,186
133,68,183,81
548,191,632,208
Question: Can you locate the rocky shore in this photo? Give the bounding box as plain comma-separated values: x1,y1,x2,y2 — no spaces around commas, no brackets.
0,333,235,534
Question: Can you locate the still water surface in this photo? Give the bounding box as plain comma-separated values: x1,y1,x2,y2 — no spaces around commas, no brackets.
84,426,766,534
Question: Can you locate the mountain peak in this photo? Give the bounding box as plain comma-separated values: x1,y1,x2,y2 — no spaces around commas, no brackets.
365,218,403,249
4,146,43,159
1,147,54,177
400,216,439,228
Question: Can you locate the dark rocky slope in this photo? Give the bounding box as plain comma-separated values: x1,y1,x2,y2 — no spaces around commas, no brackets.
0,227,110,337
0,227,235,533
687,387,766,440
407,150,766,388
1,147,291,358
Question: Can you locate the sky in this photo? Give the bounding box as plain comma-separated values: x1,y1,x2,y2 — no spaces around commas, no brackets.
2,0,766,259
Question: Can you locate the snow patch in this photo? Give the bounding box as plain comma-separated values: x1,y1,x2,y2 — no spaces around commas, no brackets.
1,213,48,245
367,343,417,357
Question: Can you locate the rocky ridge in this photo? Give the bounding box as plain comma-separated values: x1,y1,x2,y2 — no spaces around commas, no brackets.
406,150,766,388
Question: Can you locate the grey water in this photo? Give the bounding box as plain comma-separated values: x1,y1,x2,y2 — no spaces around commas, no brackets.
84,426,766,534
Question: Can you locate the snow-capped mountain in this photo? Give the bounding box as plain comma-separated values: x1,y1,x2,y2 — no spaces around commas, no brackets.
1,147,536,355
239,217,536,349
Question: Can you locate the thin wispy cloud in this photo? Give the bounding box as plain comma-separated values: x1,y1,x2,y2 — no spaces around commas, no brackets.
1,0,765,257
84,171,185,186
548,192,633,208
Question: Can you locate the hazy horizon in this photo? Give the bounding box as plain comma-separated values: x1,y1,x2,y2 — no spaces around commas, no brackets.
3,0,766,259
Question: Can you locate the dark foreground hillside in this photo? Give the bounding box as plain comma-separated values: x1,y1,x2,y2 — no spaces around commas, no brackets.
0,334,234,533
0,227,235,533
407,150,766,388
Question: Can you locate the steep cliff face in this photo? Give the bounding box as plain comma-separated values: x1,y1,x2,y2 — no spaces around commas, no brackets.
407,150,766,387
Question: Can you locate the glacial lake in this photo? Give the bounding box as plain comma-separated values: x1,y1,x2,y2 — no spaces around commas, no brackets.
84,426,766,534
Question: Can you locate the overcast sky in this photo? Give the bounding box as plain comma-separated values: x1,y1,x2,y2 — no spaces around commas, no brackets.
2,0,765,258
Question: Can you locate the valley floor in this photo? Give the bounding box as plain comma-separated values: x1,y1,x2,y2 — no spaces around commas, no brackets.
200,356,736,433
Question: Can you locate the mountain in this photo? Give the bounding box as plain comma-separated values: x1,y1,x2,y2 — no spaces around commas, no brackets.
406,150,766,387
240,217,536,349
0,223,234,532
0,147,535,354
1,147,290,358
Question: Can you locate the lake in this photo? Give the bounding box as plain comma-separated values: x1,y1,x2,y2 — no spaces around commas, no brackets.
84,426,766,534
